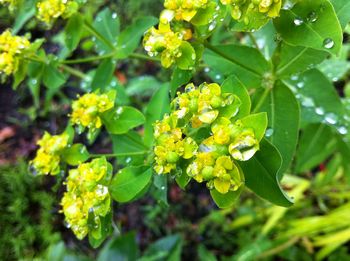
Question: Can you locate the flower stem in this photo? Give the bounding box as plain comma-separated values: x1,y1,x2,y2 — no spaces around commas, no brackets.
60,64,87,79
129,53,160,62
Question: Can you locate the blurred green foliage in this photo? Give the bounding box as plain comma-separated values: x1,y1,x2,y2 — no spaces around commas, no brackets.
0,161,60,260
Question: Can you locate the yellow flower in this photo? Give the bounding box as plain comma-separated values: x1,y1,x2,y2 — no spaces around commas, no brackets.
30,132,69,175
61,158,111,240
143,23,184,68
0,0,17,11
164,0,209,21
0,30,31,75
228,127,259,161
36,0,78,25
153,115,198,174
70,92,114,131
259,0,282,18
220,0,282,21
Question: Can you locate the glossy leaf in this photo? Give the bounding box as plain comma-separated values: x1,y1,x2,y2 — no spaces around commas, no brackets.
98,232,138,261
92,8,120,53
110,166,152,203
116,16,158,58
221,75,251,118
275,43,328,78
239,139,293,207
330,0,350,29
61,144,90,166
91,58,116,91
144,85,170,146
240,112,268,141
65,13,84,51
257,82,300,179
210,186,243,209
203,44,271,89
102,106,145,135
295,124,338,173
170,68,193,98
176,41,196,70
274,0,343,55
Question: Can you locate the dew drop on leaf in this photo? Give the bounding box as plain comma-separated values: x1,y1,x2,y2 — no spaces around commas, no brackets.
293,17,304,26
323,38,334,49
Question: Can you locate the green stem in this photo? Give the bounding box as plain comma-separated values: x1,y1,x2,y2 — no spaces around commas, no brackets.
62,52,117,64
60,64,87,79
203,41,261,77
252,87,271,113
84,20,115,50
90,151,149,158
258,237,300,259
129,53,160,62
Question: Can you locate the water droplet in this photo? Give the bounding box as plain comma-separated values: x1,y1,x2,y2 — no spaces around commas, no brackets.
297,82,305,89
125,157,131,163
215,74,222,80
116,106,123,115
112,13,118,19
293,17,304,26
337,126,348,135
325,113,337,125
323,38,334,49
265,128,274,137
307,11,318,23
160,186,165,190
301,97,315,107
315,107,325,116
204,67,210,73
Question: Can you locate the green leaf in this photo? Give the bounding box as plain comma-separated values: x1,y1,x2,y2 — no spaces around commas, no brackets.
93,8,120,53
152,174,168,206
252,21,277,59
330,0,350,29
91,59,116,91
203,44,271,89
12,0,36,34
144,85,170,146
176,41,196,70
295,124,338,173
274,0,343,55
98,232,138,261
142,235,182,261
116,16,158,58
284,69,345,127
61,144,90,166
239,139,293,207
275,43,328,78
257,82,300,179
13,61,28,89
65,13,84,51
42,64,66,90
221,75,251,118
110,166,152,203
191,2,217,26
88,212,113,248
210,186,243,208
126,75,163,97
102,106,145,135
170,68,193,98
240,112,268,141
318,59,350,82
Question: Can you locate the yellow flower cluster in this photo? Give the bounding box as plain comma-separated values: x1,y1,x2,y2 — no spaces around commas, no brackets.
154,114,198,174
0,0,17,11
143,23,189,68
36,0,78,25
153,82,261,194
143,0,218,68
61,158,112,240
70,92,114,131
0,30,31,75
220,0,282,21
164,0,209,21
30,132,69,175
